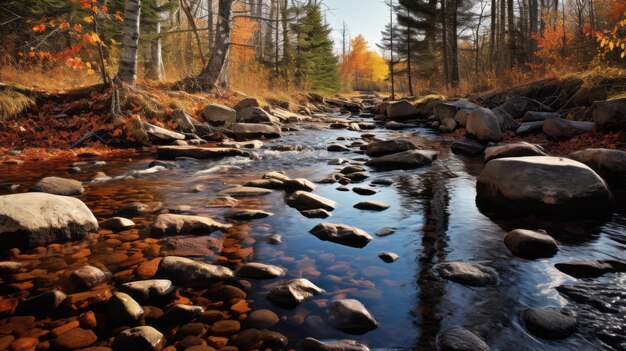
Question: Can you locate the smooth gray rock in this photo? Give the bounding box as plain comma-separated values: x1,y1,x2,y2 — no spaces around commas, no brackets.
108,292,144,326
543,117,595,140
568,148,626,191
112,326,165,351
102,217,135,232
156,256,234,286
267,278,324,308
434,262,499,287
226,209,273,220
286,191,336,211
521,308,577,339
70,265,111,290
515,121,544,136
484,142,546,162
354,201,389,211
142,122,185,142
119,280,174,302
232,123,282,140
237,262,284,279
451,138,485,157
301,337,371,351
436,327,490,351
504,229,558,259
366,139,418,157
466,108,502,142
30,176,84,196
386,100,416,119
327,299,379,334
309,223,372,248
150,214,231,235
592,98,626,131
202,104,236,124
366,150,437,170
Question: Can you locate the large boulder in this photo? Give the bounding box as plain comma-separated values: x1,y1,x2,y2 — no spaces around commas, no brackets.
309,223,372,248
30,176,84,196
0,193,98,250
386,100,416,120
327,299,378,334
232,123,282,140
286,191,336,211
156,256,234,286
171,110,197,132
366,150,437,170
156,146,254,160
436,327,490,351
542,118,595,140
492,106,520,132
434,100,480,121
150,214,231,236
568,148,626,191
366,139,419,157
237,107,279,124
476,156,614,217
520,308,577,339
592,98,626,131
501,96,552,118
515,121,544,136
450,138,485,157
483,142,546,162
233,97,259,111
202,104,237,124
465,108,502,142
142,122,185,142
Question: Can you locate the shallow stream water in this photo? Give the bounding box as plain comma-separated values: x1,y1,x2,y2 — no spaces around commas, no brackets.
1,116,624,350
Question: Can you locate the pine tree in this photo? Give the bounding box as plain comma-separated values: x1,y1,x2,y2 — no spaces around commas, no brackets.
292,4,340,93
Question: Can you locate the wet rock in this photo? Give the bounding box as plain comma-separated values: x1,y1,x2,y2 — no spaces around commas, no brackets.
221,139,263,149
301,337,371,351
309,223,372,248
208,320,240,336
149,160,180,169
171,110,196,132
150,214,231,235
366,139,418,157
554,260,625,278
30,176,84,195
237,107,278,124
176,323,208,339
229,328,287,350
484,142,546,162
543,118,595,140
465,108,502,142
352,187,376,196
521,308,577,339
366,150,437,170
160,236,221,257
161,304,204,325
301,209,332,219
371,178,393,185
436,327,490,351
344,172,368,182
340,165,365,174
157,146,253,160
384,121,413,130
386,100,416,119
245,309,279,329
523,111,559,122
354,201,389,211
504,229,558,259
378,252,399,263
218,186,274,197
283,178,317,192
232,123,281,140
202,104,236,124
327,144,350,152
515,121,544,136
102,217,135,232
206,196,239,208
53,328,97,349
16,290,66,316
439,118,457,133
111,326,165,351
375,227,396,237
592,98,626,131
108,292,144,326
0,261,24,275
434,262,499,287
143,122,186,142
119,280,174,302
267,234,282,244
156,256,234,286
434,99,479,121
225,209,273,220
270,144,304,151
263,170,290,181
267,278,324,308
117,202,162,217
286,191,336,211
327,299,378,334
450,138,485,157
237,262,284,279
71,265,111,290
568,148,626,191
476,156,614,217
243,178,285,189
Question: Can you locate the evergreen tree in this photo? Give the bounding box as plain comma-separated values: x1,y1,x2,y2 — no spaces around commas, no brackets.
292,4,340,93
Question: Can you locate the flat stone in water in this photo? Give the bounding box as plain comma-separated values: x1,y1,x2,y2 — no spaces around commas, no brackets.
286,191,336,211
30,176,84,195
434,262,499,287
237,262,284,279
354,201,389,211
102,217,135,232
226,209,273,220
111,326,165,351
352,187,376,195
378,252,399,263
156,256,234,286
245,309,280,329
150,214,231,235
300,209,332,218
554,260,624,278
521,308,577,339
375,227,397,237
436,327,490,351
53,328,97,349
118,279,174,302
108,292,144,326
70,265,111,290
301,337,371,351
327,299,379,334
267,278,324,308
219,186,274,197
309,223,373,248
503,229,558,259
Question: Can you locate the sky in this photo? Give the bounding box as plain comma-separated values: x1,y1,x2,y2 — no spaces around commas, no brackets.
323,0,390,55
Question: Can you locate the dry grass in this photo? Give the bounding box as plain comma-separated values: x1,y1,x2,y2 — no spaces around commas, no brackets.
0,65,102,91
0,90,34,121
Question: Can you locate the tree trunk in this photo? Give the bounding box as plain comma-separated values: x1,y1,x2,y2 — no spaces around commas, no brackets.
196,0,233,89
441,0,449,87
406,21,414,96
147,0,165,81
497,0,506,75
490,0,497,70
116,0,142,84
507,0,515,68
389,0,396,99
529,0,538,57
208,0,215,51
449,0,459,87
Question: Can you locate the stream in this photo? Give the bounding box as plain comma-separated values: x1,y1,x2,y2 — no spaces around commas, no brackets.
1,115,624,350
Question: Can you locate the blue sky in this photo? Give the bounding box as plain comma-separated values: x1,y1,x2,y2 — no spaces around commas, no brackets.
324,0,389,55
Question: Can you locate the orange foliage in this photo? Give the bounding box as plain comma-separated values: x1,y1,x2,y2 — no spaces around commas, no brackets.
339,35,388,90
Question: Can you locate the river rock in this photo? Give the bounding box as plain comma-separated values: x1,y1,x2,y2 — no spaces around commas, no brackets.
286,191,336,211
219,186,274,197
117,202,162,217
434,262,499,286
492,106,520,132
111,326,165,351
309,223,372,248
244,178,285,189
267,278,324,308
202,104,236,124
592,98,626,131
523,111,559,122
226,209,273,220
521,308,577,339
108,292,144,326
454,109,472,127
237,262,284,279
543,118,595,140
234,97,259,111
221,139,264,149
354,201,389,211
352,187,376,195
366,150,437,170
53,328,97,349
156,256,234,286
439,117,457,133
142,122,186,142
283,178,317,192
476,156,614,217
229,328,287,349
102,217,135,232
385,121,413,130
502,96,552,118
160,236,220,257
157,146,253,160
366,139,418,157
327,299,378,334
484,142,546,162
436,327,490,351
434,99,480,121
386,100,416,119
237,107,278,124
0,193,98,249
171,109,196,132
301,209,332,218
301,337,371,351
568,148,626,191
232,123,282,140
554,260,625,278
0,262,23,275
30,176,84,195
450,138,485,156
503,229,558,259
465,108,502,142
327,143,350,152
378,252,399,263
71,265,111,290
161,304,204,325
245,309,279,329
119,280,174,302
150,214,231,235
16,290,66,317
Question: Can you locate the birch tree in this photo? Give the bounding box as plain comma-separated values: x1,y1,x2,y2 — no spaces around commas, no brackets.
116,0,142,84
